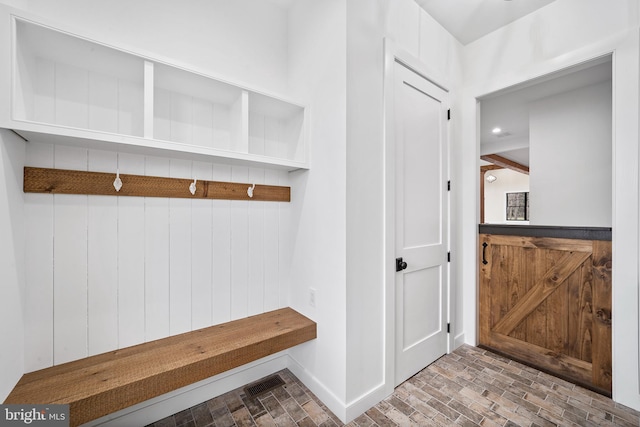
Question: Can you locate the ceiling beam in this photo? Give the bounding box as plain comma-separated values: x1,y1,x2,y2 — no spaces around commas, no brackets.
480,154,529,175
480,164,503,172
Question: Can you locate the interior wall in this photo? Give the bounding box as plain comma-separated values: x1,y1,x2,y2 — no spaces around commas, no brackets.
483,169,530,224
0,129,25,401
459,0,640,411
286,0,348,417
529,81,612,227
345,0,462,420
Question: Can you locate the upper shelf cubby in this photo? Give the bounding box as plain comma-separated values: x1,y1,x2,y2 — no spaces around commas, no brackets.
14,18,145,137
249,92,305,163
153,63,246,153
4,8,308,170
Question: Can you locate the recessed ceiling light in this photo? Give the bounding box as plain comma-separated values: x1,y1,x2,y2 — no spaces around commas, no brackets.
492,127,502,134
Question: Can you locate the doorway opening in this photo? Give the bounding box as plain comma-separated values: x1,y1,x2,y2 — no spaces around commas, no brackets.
477,55,614,396
478,55,612,227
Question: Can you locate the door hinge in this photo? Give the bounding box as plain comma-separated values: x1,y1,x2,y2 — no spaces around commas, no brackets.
447,180,451,191
447,323,450,333
447,252,451,262
447,109,451,120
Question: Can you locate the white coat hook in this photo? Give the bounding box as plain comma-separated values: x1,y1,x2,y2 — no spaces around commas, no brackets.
189,177,197,195
113,169,123,192
247,183,256,198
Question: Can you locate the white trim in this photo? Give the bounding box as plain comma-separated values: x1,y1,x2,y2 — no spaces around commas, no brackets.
345,382,389,424
286,354,347,422
454,332,465,349
382,36,397,403
289,355,391,424
383,37,455,397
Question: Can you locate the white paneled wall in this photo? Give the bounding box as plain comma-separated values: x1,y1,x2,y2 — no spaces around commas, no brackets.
26,58,144,136
23,142,291,372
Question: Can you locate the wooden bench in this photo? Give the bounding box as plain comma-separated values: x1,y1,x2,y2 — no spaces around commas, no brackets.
4,307,316,426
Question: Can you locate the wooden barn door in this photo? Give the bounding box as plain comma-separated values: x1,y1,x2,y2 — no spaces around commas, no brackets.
479,234,612,395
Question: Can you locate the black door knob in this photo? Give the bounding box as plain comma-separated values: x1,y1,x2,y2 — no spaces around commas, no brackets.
396,257,408,272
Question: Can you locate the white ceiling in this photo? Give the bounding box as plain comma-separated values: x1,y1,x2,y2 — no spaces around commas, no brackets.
414,0,556,45
479,56,613,167
268,0,556,46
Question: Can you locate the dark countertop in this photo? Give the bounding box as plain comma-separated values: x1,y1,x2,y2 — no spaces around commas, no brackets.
479,224,612,241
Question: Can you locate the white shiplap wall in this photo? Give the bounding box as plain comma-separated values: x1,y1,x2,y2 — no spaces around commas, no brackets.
23,141,291,371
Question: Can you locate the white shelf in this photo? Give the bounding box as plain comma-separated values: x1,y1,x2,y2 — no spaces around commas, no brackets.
153,63,246,152
249,92,305,163
14,18,145,137
3,9,308,171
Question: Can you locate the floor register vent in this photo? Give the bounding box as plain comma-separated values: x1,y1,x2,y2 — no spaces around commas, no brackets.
244,374,285,399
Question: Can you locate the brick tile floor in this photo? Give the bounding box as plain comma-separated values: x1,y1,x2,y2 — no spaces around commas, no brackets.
149,345,640,426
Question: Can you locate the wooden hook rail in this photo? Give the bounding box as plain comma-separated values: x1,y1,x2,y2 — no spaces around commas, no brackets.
23,167,290,202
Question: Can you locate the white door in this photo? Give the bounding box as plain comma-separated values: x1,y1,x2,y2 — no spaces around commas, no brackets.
394,60,449,386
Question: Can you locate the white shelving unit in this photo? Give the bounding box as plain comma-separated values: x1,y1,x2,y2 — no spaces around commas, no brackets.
2,9,308,171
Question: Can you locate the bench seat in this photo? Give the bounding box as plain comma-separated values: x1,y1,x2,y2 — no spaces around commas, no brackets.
4,307,316,426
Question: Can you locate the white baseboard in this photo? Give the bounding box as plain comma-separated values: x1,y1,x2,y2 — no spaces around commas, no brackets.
287,356,391,424
454,332,466,349
286,356,348,423
344,382,391,424
82,352,289,427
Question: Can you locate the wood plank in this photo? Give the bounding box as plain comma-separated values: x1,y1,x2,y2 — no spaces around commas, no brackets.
88,73,118,133
144,158,171,342
591,240,612,391
480,165,503,172
567,260,593,362
478,235,492,345
87,150,119,356
509,245,527,341
263,169,280,311
523,246,545,348
170,91,192,144
191,161,214,330
53,146,89,365
119,78,144,137
169,159,193,335
546,253,570,355
116,153,146,348
34,58,55,124
23,142,55,371
277,170,292,307
192,97,214,148
23,167,291,202
480,154,529,175
55,63,88,129
485,333,593,388
212,165,232,324
248,167,266,316
484,234,593,252
493,251,592,336
4,307,316,427
231,166,250,320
